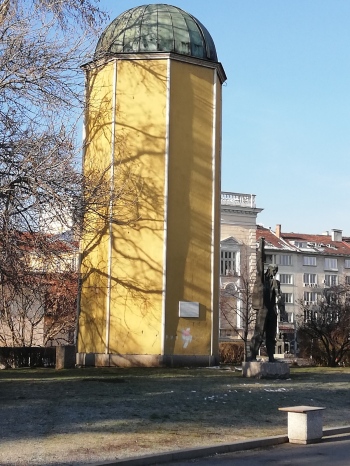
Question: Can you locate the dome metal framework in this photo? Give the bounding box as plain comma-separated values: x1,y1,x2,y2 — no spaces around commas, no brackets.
95,4,218,62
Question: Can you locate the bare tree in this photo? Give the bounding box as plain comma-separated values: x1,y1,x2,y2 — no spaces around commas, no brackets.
0,0,106,347
0,0,107,237
0,0,106,30
220,244,257,361
42,271,78,346
298,285,350,366
0,232,78,346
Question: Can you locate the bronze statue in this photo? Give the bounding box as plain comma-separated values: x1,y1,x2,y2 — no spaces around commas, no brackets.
250,238,286,362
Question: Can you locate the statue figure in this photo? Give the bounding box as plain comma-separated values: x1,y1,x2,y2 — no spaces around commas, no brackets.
249,238,286,362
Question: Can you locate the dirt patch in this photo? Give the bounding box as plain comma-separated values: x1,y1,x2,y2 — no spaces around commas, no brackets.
0,366,350,465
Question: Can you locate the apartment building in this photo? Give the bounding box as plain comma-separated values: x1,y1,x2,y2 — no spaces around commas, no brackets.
256,225,350,353
220,192,350,355
258,225,350,316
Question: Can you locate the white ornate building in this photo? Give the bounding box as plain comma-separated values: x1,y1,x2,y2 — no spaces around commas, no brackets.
220,192,262,340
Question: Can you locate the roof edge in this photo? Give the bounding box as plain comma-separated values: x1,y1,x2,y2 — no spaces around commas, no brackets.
81,52,227,83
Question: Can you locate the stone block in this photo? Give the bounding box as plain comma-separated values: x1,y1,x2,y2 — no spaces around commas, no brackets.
56,345,76,369
242,361,290,379
279,406,325,444
76,352,95,367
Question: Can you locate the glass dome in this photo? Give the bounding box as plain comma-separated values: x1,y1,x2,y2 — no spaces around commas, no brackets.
95,4,218,62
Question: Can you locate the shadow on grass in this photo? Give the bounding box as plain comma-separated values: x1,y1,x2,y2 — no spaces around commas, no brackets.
1,367,350,444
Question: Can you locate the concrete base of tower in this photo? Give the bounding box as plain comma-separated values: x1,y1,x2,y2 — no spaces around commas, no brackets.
76,352,219,368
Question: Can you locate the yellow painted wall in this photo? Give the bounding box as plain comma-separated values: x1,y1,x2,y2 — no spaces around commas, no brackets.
108,59,167,354
78,62,115,354
212,77,223,354
164,60,220,356
79,58,168,355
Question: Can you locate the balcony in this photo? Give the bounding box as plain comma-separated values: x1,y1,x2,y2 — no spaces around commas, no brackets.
221,192,256,208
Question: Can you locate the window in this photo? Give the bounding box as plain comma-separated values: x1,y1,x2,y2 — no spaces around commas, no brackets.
220,250,236,276
303,273,317,285
294,241,307,248
71,256,78,271
282,293,293,303
304,309,317,322
304,291,318,304
345,260,350,269
278,255,292,266
303,256,316,266
279,274,293,284
265,254,275,264
345,276,350,285
325,258,338,270
265,254,292,267
324,274,338,286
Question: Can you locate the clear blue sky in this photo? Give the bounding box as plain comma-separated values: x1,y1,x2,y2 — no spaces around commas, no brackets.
99,1,350,236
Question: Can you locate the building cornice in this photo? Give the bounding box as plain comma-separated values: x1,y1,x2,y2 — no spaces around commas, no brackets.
221,207,263,216
81,52,227,84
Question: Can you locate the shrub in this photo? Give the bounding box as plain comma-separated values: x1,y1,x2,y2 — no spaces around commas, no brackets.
219,342,244,364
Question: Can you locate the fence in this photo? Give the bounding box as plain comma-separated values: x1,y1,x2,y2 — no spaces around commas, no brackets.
0,347,56,368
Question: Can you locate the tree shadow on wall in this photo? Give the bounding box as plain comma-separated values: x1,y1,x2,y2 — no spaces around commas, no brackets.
77,60,169,353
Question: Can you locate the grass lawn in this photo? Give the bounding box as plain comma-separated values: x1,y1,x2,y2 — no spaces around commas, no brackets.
1,366,350,465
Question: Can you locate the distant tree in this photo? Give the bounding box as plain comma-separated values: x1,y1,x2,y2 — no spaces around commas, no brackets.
42,272,78,346
297,285,350,366
0,233,78,346
220,244,257,361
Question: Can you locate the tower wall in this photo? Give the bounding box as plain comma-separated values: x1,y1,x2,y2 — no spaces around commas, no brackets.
78,62,115,354
109,59,167,355
77,55,223,366
164,60,220,358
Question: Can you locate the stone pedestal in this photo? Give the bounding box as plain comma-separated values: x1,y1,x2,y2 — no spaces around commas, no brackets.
56,345,76,370
279,406,325,444
242,361,290,379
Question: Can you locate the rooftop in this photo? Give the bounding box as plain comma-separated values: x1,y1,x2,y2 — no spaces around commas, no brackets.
257,225,350,256
95,4,218,62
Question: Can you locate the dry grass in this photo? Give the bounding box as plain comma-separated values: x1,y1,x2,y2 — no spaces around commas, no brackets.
1,366,350,465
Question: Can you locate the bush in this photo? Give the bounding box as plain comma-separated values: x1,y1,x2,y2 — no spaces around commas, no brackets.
219,342,244,365
297,330,328,366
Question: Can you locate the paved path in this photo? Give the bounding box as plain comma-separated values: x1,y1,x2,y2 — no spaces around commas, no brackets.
159,434,350,466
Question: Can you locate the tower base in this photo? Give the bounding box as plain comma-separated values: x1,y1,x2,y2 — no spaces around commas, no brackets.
76,352,219,368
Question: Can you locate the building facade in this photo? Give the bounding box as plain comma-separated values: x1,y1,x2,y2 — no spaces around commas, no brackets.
220,192,262,340
259,225,350,318
255,225,350,354
220,194,350,356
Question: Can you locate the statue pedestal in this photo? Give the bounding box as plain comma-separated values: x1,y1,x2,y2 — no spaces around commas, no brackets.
242,361,290,379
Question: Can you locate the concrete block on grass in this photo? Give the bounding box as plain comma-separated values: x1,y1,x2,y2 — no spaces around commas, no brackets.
56,345,76,369
279,406,325,444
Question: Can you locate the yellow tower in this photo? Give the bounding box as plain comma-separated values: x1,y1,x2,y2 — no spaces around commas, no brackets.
77,4,226,367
